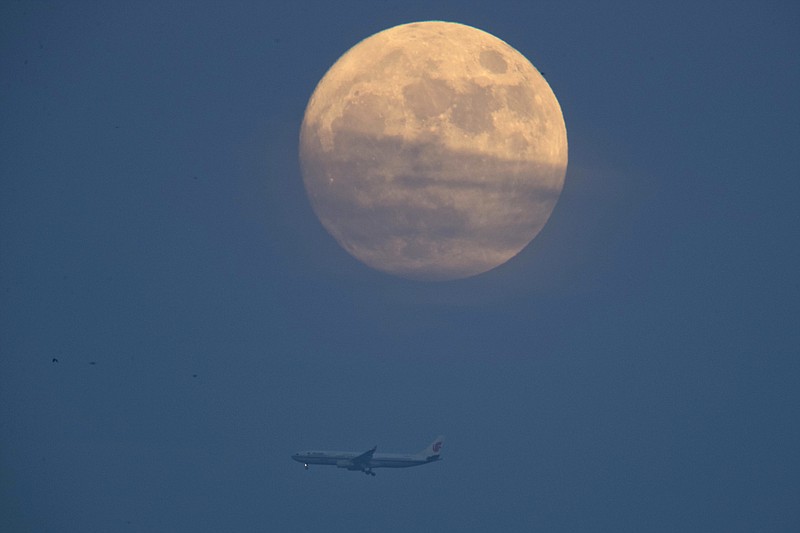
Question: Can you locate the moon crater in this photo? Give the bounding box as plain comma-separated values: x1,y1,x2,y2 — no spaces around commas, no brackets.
299,22,567,281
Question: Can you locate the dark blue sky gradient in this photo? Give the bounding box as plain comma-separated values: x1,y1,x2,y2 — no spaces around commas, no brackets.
2,2,799,531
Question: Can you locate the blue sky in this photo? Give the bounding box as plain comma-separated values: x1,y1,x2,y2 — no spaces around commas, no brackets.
2,2,799,531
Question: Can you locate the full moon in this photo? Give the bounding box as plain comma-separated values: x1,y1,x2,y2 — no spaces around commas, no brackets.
299,21,567,281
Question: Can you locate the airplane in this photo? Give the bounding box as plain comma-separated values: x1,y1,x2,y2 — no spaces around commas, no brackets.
291,436,444,476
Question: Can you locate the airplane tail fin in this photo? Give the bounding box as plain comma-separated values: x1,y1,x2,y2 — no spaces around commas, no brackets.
418,435,445,460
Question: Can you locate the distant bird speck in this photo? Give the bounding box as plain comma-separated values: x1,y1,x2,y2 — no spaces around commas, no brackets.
52,357,58,363
88,361,96,365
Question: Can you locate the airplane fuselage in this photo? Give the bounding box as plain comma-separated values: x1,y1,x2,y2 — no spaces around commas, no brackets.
291,436,444,475
292,451,439,470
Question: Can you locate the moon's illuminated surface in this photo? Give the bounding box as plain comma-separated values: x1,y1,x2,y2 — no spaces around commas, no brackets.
299,21,567,281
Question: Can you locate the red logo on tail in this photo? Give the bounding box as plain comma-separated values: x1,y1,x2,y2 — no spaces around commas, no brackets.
432,441,442,453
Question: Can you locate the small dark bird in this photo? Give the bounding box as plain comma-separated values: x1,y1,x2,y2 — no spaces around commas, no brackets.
52,358,58,363
88,361,96,365
192,374,198,378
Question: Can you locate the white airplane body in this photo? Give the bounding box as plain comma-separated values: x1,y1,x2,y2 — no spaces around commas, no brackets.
292,436,444,476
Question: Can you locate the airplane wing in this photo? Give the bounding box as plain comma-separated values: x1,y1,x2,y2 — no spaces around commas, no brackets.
352,445,377,466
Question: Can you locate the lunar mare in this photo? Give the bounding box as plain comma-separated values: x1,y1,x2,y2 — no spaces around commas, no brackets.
299,21,567,281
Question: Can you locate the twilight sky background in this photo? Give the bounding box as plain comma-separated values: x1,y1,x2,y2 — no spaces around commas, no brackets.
2,1,799,532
